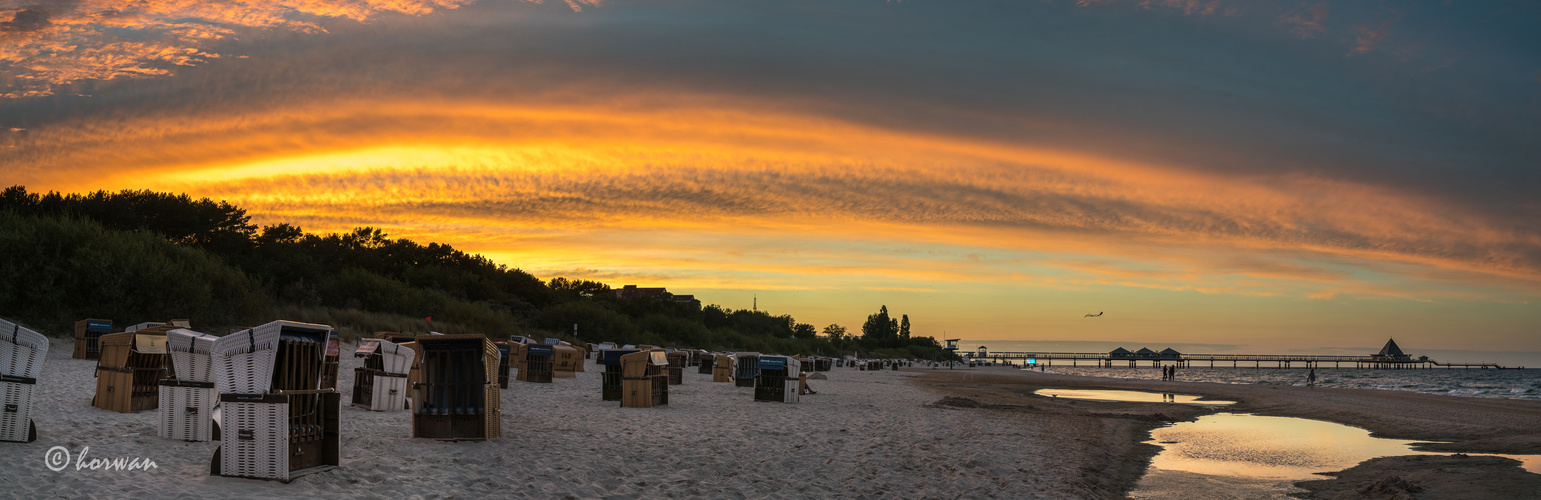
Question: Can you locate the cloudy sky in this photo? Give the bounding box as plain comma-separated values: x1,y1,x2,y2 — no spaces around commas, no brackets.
2,0,1538,356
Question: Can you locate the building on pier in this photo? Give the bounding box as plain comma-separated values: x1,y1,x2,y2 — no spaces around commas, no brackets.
1373,338,1410,362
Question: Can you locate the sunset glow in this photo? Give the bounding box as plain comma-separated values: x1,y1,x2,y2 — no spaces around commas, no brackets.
4,0,1538,358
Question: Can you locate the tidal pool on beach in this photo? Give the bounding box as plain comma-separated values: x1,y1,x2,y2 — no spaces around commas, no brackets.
1031,388,1234,405
1130,412,1541,499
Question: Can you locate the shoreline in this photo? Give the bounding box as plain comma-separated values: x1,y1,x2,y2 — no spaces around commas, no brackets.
905,366,1541,498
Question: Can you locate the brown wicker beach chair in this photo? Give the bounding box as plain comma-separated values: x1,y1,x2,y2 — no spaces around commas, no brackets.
620,350,669,408
411,335,500,440
93,330,169,413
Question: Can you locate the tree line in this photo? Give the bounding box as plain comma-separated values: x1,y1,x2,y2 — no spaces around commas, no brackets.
0,186,949,359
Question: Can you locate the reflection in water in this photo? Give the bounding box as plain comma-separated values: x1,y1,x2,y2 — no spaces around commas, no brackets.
1132,413,1541,499
1147,413,1422,481
1033,388,1234,405
0,0,498,98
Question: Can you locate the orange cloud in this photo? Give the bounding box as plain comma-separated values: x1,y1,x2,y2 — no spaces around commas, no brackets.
5,95,1538,302
0,0,490,98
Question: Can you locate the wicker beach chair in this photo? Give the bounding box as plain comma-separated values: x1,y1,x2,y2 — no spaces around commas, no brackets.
73,319,112,359
0,318,47,443
733,352,761,387
516,344,554,383
411,335,500,440
753,356,801,403
665,351,687,385
352,339,415,411
494,341,512,389
698,352,716,374
552,344,582,379
93,330,169,413
210,320,341,482
712,354,736,383
598,348,640,401
619,350,669,408
159,328,219,442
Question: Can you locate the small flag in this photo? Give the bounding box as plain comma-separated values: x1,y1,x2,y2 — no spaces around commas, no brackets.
425,316,432,322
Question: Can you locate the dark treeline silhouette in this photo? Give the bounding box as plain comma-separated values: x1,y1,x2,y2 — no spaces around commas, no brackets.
0,186,946,358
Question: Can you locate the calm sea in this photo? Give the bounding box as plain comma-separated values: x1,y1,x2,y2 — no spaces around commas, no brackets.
1027,366,1541,401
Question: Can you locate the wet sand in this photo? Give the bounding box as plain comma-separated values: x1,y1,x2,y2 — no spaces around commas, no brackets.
909,367,1541,498
1294,454,1541,499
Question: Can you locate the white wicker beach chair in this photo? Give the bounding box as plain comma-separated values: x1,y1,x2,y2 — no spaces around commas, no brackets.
352,339,415,411
211,320,340,481
0,318,47,443
159,329,219,442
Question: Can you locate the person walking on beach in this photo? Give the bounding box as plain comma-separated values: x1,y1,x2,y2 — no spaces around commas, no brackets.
1308,368,1316,388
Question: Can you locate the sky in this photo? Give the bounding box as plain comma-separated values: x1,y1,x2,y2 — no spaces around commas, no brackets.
2,0,1539,360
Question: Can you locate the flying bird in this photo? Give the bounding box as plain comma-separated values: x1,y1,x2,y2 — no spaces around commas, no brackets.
1084,312,1103,318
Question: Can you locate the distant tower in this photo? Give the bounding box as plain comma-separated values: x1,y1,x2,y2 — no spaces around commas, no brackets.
753,295,757,312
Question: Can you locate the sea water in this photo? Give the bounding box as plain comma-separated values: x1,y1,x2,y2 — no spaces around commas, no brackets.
1034,366,1541,401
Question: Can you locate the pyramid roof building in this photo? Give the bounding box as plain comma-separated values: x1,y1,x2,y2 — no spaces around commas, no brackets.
1378,338,1405,357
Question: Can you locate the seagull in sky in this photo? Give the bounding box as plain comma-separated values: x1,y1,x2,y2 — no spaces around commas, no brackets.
1084,312,1103,318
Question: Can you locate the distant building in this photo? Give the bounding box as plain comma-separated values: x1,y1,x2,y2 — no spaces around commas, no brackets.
1109,347,1133,359
1159,348,1182,360
614,285,702,310
1135,347,1158,358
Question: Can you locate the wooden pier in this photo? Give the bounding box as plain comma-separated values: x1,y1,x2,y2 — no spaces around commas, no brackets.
969,352,1514,369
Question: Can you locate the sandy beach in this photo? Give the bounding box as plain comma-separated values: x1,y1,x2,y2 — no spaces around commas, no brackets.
3,340,1112,498
6,338,1539,499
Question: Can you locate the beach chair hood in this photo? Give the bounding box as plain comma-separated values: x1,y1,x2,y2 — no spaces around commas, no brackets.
0,318,48,380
